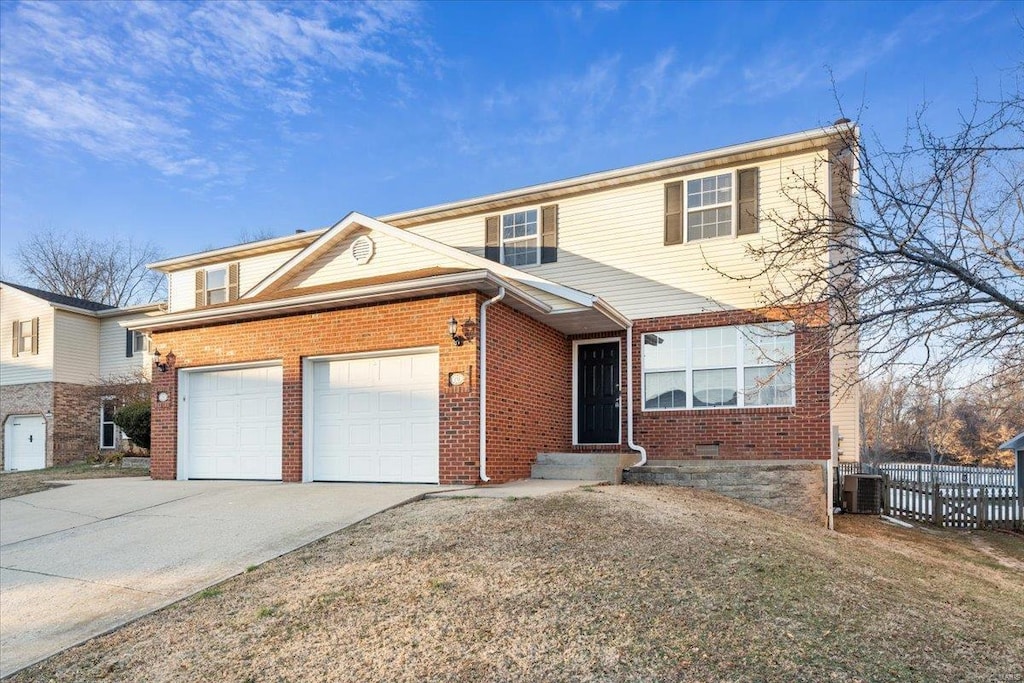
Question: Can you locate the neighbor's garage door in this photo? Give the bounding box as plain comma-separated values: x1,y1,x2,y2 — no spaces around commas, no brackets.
186,365,282,480
311,351,439,483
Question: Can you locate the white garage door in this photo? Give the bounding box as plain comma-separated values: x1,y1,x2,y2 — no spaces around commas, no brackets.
311,351,439,483
4,415,46,471
186,365,282,480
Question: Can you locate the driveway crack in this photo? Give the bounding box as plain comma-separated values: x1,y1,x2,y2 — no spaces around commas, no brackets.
0,565,172,597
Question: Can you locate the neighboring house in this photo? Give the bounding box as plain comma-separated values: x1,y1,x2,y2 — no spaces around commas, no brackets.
0,282,163,471
138,125,860,500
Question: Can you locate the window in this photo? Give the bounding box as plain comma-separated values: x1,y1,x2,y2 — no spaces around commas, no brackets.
11,317,38,357
485,205,558,265
205,267,228,305
18,320,33,353
664,167,759,245
100,398,118,449
642,323,795,410
126,330,148,357
687,173,733,240
501,209,539,267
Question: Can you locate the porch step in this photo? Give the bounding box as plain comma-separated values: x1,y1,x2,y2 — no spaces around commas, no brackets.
531,452,635,484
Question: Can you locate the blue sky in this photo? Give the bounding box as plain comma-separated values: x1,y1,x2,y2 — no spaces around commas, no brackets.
0,0,1020,273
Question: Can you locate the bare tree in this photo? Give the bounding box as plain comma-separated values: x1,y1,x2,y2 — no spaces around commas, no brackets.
15,229,164,306
723,66,1023,391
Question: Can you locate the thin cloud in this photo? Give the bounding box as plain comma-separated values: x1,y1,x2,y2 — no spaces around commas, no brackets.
0,1,433,182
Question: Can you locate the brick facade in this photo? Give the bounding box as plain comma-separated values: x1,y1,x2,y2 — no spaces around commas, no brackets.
148,296,833,487
630,310,831,462
150,294,485,484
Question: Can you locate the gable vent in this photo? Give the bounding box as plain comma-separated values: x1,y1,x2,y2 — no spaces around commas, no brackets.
351,235,375,265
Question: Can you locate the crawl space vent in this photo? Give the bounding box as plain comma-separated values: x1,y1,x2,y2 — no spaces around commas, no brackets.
351,235,375,265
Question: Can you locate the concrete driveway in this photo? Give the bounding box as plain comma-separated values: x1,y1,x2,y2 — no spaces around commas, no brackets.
0,478,448,677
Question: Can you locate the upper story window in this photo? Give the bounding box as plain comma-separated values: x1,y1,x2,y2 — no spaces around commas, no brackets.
205,267,228,305
642,323,795,411
126,330,148,357
502,210,539,267
10,317,39,357
664,167,759,245
195,263,239,308
484,205,559,267
686,174,733,240
18,320,34,353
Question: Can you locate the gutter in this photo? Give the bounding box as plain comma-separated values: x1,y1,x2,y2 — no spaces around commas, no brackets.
478,287,506,482
626,324,648,467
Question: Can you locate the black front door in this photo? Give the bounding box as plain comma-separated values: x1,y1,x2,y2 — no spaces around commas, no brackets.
577,342,620,444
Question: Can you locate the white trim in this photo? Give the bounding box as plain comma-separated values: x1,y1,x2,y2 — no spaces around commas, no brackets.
572,337,623,446
175,360,283,481
478,288,506,481
302,347,441,484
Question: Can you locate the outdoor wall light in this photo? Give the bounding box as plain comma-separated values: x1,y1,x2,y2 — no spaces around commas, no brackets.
153,350,174,373
448,317,475,346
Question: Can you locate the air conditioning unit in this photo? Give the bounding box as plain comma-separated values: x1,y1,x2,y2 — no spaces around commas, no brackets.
842,474,884,514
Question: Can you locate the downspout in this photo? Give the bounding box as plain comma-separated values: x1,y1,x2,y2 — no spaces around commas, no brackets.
626,324,648,467
478,287,506,482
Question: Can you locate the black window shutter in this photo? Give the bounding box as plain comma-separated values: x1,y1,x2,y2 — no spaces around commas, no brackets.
126,329,134,358
541,204,558,263
484,215,500,263
737,168,759,235
664,182,683,245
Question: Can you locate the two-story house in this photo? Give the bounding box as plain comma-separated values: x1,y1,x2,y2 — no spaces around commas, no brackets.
137,125,860,513
0,282,162,470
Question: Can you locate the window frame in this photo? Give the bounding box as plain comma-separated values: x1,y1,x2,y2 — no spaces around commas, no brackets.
641,323,796,412
205,266,229,305
99,396,119,450
17,320,33,353
499,207,542,267
132,331,148,354
684,170,736,243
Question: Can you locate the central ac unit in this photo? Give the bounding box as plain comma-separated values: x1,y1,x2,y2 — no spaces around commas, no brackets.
842,474,884,514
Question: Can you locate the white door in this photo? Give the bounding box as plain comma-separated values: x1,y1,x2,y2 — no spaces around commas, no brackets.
186,365,282,480
311,351,439,483
5,415,46,471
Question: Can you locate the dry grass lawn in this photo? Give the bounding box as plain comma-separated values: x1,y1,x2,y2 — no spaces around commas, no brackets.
0,462,149,499
11,485,1024,683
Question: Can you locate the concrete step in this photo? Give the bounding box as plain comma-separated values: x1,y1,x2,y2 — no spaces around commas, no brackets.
531,452,634,484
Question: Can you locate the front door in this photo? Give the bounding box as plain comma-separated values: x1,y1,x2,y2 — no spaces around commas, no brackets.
576,341,620,444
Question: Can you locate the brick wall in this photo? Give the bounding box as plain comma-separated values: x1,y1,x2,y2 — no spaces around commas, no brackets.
0,382,55,467
52,383,101,465
485,302,571,481
630,310,831,461
150,294,482,484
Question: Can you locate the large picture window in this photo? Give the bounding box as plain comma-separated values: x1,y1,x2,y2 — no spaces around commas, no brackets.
642,323,795,410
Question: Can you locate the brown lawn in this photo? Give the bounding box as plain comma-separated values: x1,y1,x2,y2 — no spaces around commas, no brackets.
11,485,1024,683
0,462,149,500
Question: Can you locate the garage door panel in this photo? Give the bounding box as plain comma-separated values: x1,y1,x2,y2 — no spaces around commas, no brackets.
186,365,282,480
311,352,438,483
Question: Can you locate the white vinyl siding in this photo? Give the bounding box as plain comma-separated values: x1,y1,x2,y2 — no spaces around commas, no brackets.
408,151,829,320
166,247,303,312
99,315,155,380
287,228,468,290
52,311,100,384
0,287,54,385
